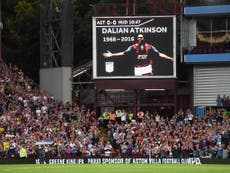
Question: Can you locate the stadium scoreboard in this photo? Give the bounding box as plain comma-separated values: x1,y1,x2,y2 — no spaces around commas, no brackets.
92,16,176,79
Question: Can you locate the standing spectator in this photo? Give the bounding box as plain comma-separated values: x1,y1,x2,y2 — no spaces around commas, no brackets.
115,109,122,124
2,138,9,157
227,142,230,158
127,141,133,156
19,144,27,159
98,115,104,129
121,109,127,124
103,110,110,128
216,143,223,159
222,95,228,107
0,143,4,158
127,111,134,122
137,111,144,123
155,112,160,127
94,143,102,157
38,146,46,164
104,141,112,157
186,108,194,125
176,108,184,125
120,142,128,157
216,94,222,106
109,111,116,124
8,142,16,158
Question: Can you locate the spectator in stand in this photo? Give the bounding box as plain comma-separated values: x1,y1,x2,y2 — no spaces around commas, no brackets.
127,110,134,123
126,141,133,156
19,144,27,159
109,111,116,124
115,109,122,124
0,61,229,160
120,142,128,157
222,94,230,107
104,141,112,157
216,94,222,106
227,142,230,158
2,138,9,158
0,142,4,158
120,109,127,124
176,108,184,125
103,110,110,128
37,146,45,164
155,112,160,127
216,143,223,159
137,111,144,123
186,108,194,125
7,141,16,158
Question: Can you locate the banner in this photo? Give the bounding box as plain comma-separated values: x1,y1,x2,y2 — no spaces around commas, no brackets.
35,157,201,165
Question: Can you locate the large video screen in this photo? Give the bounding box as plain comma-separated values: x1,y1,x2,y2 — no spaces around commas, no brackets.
93,16,176,79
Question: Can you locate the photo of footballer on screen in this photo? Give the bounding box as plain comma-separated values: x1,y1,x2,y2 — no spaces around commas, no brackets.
103,34,173,76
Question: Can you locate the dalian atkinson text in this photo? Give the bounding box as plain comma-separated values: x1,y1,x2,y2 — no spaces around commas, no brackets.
101,27,168,34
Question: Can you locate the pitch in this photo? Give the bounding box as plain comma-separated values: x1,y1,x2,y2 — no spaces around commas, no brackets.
1,164,230,173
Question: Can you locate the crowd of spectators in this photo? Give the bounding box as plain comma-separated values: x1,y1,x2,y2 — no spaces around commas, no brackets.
0,61,229,161
105,108,230,159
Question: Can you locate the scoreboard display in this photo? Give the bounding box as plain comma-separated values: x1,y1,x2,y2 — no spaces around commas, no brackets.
93,16,176,79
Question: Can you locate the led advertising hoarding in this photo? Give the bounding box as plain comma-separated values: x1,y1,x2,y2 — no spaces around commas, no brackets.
93,16,176,79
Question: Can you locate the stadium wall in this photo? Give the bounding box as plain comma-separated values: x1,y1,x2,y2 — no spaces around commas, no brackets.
39,67,72,103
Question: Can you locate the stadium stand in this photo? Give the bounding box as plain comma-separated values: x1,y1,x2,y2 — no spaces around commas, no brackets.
0,61,229,160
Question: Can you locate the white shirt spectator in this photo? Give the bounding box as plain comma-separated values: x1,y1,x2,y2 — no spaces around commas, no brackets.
104,141,112,156
121,111,127,122
41,105,48,115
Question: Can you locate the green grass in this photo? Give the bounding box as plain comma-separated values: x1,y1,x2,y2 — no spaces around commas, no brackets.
1,164,230,173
